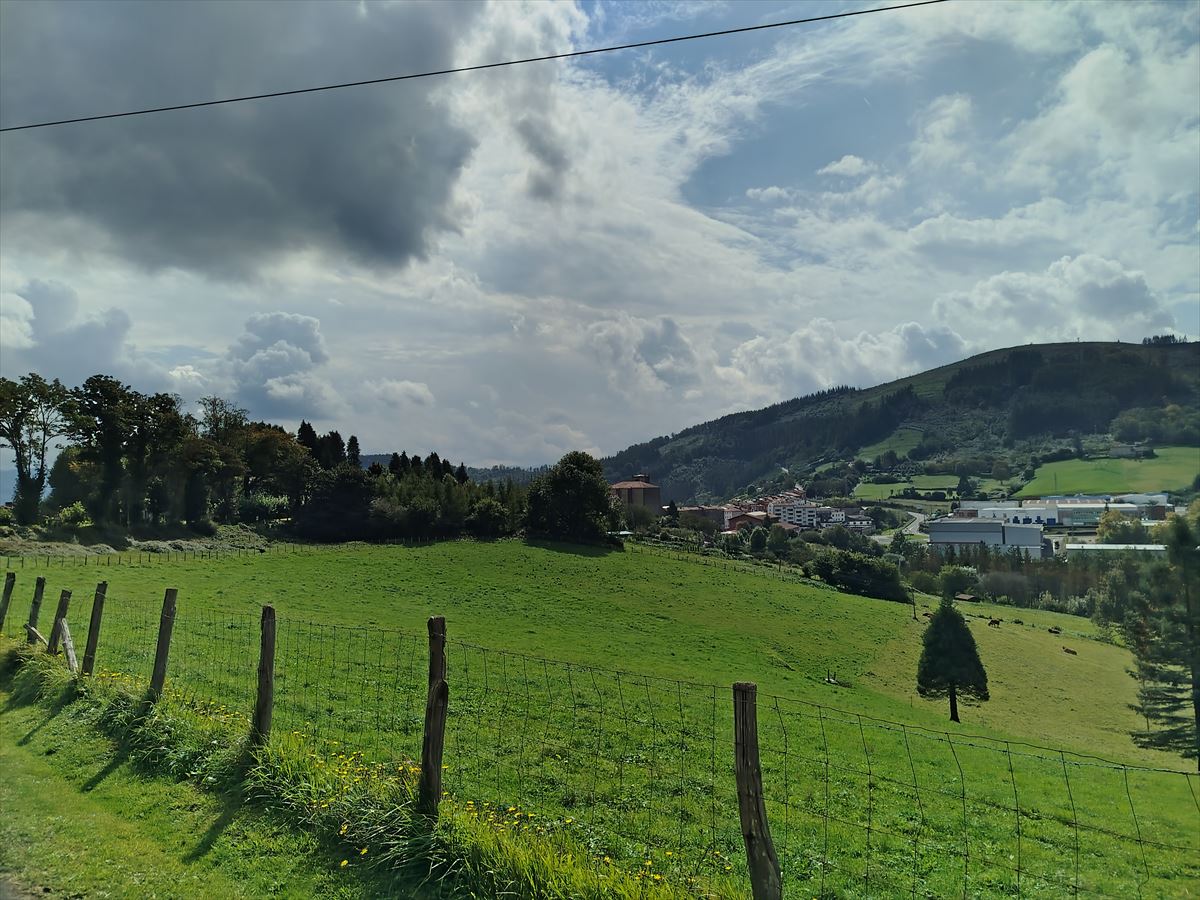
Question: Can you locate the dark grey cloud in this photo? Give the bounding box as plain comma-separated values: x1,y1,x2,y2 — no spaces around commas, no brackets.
0,280,138,386
0,1,484,277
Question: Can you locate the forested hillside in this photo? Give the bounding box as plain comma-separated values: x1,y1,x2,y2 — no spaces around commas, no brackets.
602,340,1200,503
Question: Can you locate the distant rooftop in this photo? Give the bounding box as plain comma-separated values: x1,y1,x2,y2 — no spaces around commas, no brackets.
1065,543,1167,552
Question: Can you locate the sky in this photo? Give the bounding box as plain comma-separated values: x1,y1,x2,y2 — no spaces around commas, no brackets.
1,0,1197,466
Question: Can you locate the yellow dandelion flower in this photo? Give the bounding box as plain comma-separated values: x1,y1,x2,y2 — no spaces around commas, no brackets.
340,860,348,868
360,847,368,856
564,817,574,824
665,851,672,856
603,856,612,865
652,874,663,882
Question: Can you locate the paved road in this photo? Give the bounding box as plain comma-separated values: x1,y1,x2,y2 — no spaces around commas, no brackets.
872,510,926,545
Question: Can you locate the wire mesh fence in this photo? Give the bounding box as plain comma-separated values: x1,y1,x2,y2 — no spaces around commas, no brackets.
755,693,1200,898
1,542,309,571
2,571,1197,899
441,640,747,892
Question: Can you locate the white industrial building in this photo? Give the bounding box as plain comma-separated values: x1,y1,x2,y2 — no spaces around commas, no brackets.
958,499,1142,527
927,518,1046,556
1065,543,1168,557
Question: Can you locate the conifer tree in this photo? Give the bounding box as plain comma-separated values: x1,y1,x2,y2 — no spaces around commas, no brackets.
297,420,318,455
917,598,989,722
1127,514,1200,766
346,434,361,468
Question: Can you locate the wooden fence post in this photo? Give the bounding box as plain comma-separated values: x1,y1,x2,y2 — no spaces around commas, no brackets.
418,615,449,818
0,572,15,634
250,605,276,745
81,582,107,677
26,577,46,644
733,682,782,900
59,620,78,674
47,590,72,654
148,588,178,700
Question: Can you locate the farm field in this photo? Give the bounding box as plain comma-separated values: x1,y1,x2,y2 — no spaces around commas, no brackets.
854,475,1009,502
1,540,1196,898
1015,445,1200,498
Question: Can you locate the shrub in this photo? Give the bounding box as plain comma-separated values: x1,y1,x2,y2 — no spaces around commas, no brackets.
239,493,290,523
45,500,91,529
909,571,939,595
812,548,908,602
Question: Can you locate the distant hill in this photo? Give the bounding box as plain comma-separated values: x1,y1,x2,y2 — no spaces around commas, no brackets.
602,342,1200,504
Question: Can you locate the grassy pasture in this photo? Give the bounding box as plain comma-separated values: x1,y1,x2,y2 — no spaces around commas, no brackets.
2,541,1196,898
1015,446,1200,498
853,478,1010,503
856,427,925,461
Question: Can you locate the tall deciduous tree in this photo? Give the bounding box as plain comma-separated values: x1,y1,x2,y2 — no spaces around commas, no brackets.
0,374,69,524
917,598,989,722
64,375,137,523
526,451,614,542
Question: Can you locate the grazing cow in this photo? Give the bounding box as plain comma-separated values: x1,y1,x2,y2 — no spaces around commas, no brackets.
1048,626,1062,635
1013,619,1024,625
987,618,1001,628
1062,646,1077,656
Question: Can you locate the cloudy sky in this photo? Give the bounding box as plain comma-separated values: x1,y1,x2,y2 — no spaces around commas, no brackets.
1,0,1197,465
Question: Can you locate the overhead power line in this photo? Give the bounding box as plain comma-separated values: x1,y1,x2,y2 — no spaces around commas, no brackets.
0,0,948,133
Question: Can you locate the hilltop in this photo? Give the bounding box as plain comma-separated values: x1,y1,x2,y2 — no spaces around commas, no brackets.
602,341,1200,504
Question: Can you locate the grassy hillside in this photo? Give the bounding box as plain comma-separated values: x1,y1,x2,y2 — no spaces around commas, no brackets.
1015,445,1200,498
0,675,399,898
3,541,1195,898
603,342,1200,503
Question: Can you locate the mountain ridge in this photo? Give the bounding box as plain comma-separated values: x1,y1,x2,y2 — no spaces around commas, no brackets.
601,341,1200,504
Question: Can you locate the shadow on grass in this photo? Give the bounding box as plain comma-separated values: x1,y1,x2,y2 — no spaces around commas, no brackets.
81,741,133,792
524,538,619,557
183,793,243,862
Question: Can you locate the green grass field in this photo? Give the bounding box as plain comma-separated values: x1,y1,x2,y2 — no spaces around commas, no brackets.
0,664,410,899
856,427,925,461
1015,446,1200,498
1,541,1196,898
854,476,1009,502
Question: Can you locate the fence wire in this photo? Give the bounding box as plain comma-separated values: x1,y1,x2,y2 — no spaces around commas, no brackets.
3,571,1197,899
1,543,308,571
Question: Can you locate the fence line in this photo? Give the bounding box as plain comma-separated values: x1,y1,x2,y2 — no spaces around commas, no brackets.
1,541,312,571
2,571,1196,899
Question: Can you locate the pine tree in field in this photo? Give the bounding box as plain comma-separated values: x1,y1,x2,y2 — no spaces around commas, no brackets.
1128,514,1200,767
917,598,989,722
346,435,361,468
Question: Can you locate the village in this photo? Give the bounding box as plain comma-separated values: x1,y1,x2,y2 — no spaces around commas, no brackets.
610,473,1187,559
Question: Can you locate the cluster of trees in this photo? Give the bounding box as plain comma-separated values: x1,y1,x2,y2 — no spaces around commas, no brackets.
1,374,318,528
1,372,627,549
1110,405,1200,445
